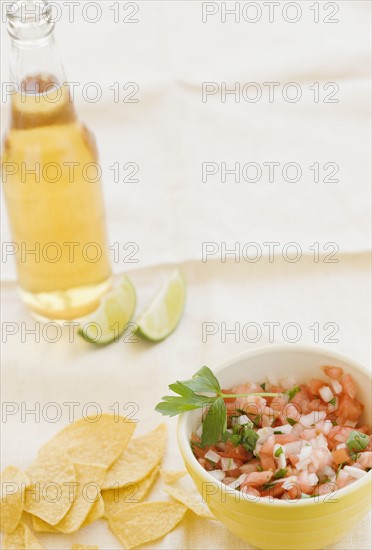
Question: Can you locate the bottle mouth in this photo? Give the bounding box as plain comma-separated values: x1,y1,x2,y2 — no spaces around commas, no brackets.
7,0,54,43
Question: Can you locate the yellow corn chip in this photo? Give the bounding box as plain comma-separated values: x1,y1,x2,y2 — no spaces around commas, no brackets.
2,522,44,549
39,414,136,469
103,424,166,489
54,462,106,533
103,467,159,518
160,468,187,484
24,452,75,525
108,501,186,549
0,466,30,534
81,495,105,527
72,546,99,550
32,492,105,533
163,478,215,520
32,514,57,533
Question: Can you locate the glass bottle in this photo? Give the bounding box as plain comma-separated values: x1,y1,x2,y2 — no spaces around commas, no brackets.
2,0,112,320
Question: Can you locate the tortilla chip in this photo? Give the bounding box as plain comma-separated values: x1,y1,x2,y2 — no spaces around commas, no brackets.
72,546,98,550
32,492,105,533
103,424,166,489
54,462,106,533
163,477,215,520
24,453,75,525
160,469,187,484
32,514,57,533
108,501,186,549
39,414,136,469
2,522,44,549
103,467,159,518
0,466,30,534
81,495,105,527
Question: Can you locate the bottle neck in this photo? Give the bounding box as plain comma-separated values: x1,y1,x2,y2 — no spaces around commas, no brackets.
8,1,66,88
7,1,76,130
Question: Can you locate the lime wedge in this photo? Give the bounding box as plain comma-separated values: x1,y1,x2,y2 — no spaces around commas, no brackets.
79,275,136,345
136,269,186,342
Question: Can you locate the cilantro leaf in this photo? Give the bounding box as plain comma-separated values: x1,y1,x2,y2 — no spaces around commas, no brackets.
329,397,337,406
180,366,221,394
155,398,206,417
273,469,287,480
286,386,301,400
346,431,369,453
201,397,227,446
286,417,297,426
274,447,283,457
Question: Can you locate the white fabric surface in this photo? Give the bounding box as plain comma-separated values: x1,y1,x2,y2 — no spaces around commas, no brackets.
1,1,371,549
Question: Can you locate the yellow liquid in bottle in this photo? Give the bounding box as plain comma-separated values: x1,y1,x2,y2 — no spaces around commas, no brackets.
2,76,112,320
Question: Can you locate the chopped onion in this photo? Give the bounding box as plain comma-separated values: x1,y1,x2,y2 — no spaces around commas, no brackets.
330,379,343,394
221,457,238,471
282,476,297,490
322,465,336,479
234,414,252,426
319,386,334,403
280,376,297,390
300,410,326,428
321,420,333,435
344,466,368,479
195,425,203,438
227,473,247,489
336,443,347,450
299,445,313,462
274,424,293,434
316,434,329,449
257,427,274,445
208,470,226,481
308,473,319,486
283,440,302,456
205,449,221,463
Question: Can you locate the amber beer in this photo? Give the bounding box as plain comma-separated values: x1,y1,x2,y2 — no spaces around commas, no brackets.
2,3,112,320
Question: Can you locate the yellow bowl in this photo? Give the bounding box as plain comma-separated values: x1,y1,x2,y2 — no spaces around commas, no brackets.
177,345,371,550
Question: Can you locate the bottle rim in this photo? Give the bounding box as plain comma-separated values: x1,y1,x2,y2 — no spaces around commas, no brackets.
7,0,54,41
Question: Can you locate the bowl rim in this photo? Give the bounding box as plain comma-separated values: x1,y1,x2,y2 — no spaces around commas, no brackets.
177,344,371,508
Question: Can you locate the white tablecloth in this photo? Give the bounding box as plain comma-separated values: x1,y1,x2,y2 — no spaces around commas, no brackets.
1,1,371,549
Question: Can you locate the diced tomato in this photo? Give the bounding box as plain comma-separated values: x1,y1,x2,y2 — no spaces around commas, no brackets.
241,486,260,497
323,366,344,379
309,379,326,397
288,454,299,467
240,471,272,488
274,434,299,445
332,448,351,465
225,467,242,477
336,394,363,424
198,458,214,471
340,374,358,399
260,435,276,471
219,441,252,461
261,483,286,498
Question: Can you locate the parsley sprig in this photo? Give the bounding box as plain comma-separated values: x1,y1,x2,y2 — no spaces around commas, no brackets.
155,366,278,446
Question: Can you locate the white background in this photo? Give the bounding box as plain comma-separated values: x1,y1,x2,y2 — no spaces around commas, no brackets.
1,1,371,549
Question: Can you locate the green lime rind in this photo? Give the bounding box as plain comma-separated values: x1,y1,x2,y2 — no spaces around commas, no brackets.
136,269,186,342
78,275,136,345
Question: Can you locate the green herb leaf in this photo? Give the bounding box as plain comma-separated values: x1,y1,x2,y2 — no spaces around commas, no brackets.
286,386,301,400
273,469,287,480
274,431,283,435
241,427,259,452
155,398,207,417
286,417,297,426
180,366,221,394
260,382,266,391
274,446,283,457
329,397,337,406
201,397,227,446
262,482,275,490
346,431,369,453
